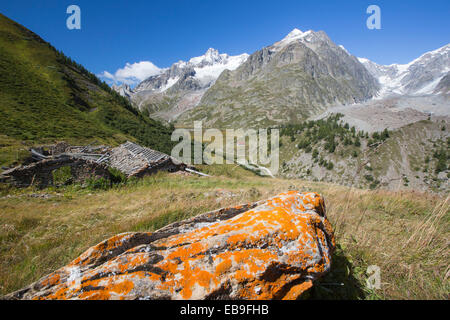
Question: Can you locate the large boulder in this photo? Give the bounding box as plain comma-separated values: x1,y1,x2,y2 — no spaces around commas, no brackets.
5,191,335,300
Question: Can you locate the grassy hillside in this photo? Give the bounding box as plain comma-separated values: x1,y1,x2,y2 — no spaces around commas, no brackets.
0,165,448,299
0,13,175,167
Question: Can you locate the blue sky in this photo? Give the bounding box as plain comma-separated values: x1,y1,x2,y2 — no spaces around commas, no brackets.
1,0,449,85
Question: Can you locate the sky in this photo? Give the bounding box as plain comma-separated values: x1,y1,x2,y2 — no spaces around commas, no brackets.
1,0,449,85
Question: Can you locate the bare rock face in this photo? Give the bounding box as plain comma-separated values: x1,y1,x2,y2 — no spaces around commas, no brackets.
5,191,335,300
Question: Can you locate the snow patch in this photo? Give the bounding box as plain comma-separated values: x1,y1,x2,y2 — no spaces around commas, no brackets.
193,53,248,86
160,76,180,92
273,28,314,49
415,75,445,95
339,45,350,55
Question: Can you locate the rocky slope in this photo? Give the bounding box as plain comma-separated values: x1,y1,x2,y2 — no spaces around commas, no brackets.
433,72,450,96
177,29,379,128
115,48,249,122
5,191,335,300
279,116,449,193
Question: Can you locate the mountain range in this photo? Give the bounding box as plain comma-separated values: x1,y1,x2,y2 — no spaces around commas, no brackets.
114,28,449,129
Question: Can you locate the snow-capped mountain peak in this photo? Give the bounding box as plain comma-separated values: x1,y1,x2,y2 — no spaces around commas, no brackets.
283,28,305,40
114,48,249,121
133,48,248,95
274,28,314,48
188,48,223,65
204,47,221,62
191,50,248,87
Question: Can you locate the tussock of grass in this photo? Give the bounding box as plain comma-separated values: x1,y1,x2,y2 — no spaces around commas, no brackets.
322,188,449,299
0,165,448,299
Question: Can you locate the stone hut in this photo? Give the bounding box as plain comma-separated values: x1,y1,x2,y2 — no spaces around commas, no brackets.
109,141,186,177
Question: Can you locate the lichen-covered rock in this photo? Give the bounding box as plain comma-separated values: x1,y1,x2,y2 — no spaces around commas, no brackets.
5,191,335,300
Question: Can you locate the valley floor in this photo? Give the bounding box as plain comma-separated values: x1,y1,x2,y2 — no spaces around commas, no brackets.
0,165,448,299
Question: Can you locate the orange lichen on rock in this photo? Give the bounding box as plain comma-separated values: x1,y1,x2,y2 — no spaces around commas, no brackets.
5,191,335,300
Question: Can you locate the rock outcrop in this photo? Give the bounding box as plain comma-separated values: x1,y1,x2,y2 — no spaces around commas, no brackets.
5,191,335,300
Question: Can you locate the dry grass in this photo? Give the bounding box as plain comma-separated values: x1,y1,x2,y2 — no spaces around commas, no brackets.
0,164,448,299
321,187,449,299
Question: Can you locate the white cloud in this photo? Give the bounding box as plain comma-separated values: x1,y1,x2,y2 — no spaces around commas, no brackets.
100,71,115,80
99,61,162,86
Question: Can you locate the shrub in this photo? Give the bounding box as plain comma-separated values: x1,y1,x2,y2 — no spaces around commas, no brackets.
312,149,319,158
108,167,127,184
326,161,334,170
